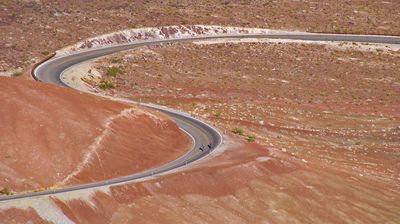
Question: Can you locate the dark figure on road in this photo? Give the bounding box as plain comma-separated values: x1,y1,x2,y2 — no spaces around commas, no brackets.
207,143,212,149
199,144,204,151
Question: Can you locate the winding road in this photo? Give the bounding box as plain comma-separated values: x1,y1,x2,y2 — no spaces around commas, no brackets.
1,32,399,202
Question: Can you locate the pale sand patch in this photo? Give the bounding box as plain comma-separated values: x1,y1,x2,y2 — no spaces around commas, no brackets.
0,197,75,224
60,59,101,93
256,157,272,162
0,68,23,77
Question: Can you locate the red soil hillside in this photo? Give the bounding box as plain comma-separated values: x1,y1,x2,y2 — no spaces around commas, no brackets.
0,77,190,193
1,138,398,223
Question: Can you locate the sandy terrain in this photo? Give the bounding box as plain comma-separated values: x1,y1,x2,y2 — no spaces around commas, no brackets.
91,41,400,180
8,38,396,223
55,40,398,223
1,35,399,223
60,59,102,93
0,77,190,193
1,1,400,223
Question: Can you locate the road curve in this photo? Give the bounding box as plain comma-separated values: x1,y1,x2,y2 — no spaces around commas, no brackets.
1,32,399,202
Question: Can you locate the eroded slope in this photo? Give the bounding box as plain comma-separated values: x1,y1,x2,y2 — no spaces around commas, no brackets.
0,77,190,193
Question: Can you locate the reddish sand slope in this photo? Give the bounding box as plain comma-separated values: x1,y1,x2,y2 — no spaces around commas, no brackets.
0,77,190,193
1,137,398,223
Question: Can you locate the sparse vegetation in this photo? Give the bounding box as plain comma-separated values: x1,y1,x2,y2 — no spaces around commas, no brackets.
232,128,256,142
110,57,122,63
246,134,256,142
40,50,50,56
106,66,123,77
214,111,222,118
12,71,22,77
98,80,114,90
0,186,12,195
232,127,244,136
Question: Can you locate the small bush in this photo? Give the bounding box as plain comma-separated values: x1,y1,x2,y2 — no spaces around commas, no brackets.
232,127,244,136
110,58,122,63
246,134,256,142
98,80,114,90
0,186,11,195
106,66,123,77
40,50,49,56
214,112,222,118
12,71,22,77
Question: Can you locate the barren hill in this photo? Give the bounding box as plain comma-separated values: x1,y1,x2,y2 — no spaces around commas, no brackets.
0,77,190,193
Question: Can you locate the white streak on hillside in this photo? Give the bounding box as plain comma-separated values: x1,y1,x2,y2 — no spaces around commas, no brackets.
60,106,167,185
60,107,138,185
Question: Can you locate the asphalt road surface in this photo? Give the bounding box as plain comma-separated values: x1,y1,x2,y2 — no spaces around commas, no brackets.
1,32,399,202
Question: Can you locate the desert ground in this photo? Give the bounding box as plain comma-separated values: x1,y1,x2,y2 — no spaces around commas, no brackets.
92,41,400,181
0,0,399,223
2,0,400,75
